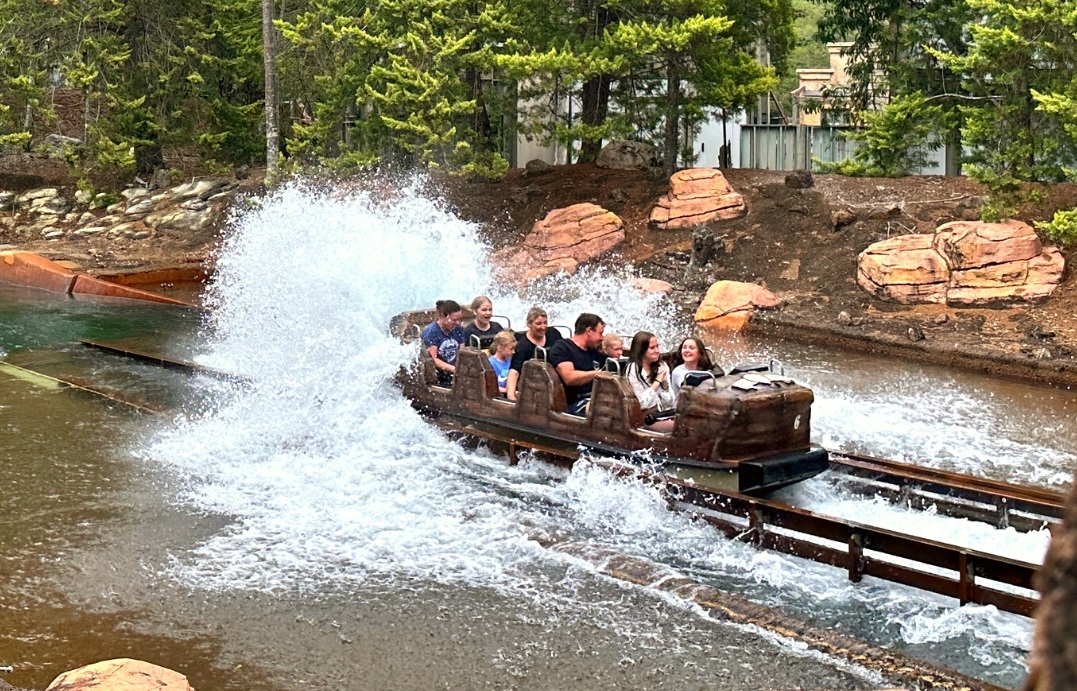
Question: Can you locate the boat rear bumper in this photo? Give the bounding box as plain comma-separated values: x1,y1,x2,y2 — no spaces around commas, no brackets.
738,446,829,494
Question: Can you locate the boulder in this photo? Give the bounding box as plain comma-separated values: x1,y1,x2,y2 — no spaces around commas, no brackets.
650,168,746,230
46,658,192,691
857,220,1064,306
524,159,552,176
694,280,781,331
632,277,673,295
492,203,624,283
857,234,949,304
595,140,656,170
934,219,1042,269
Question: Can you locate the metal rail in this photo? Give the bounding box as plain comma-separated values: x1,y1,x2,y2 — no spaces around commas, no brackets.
596,459,1041,617
80,339,247,381
827,451,1064,532
432,416,1043,616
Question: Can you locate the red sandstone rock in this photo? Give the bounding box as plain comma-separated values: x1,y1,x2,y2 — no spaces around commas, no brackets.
632,277,673,295
71,275,191,306
856,234,949,304
492,202,625,282
857,221,1065,306
46,658,192,691
934,219,1042,269
650,168,746,230
694,280,781,331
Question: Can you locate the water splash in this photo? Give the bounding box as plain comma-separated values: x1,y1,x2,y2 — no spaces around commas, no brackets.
140,179,1043,685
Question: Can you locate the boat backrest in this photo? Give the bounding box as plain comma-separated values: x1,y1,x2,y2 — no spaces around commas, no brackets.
589,374,645,432
517,359,567,420
417,347,440,386
682,370,718,388
550,325,572,339
728,363,770,375
453,347,499,402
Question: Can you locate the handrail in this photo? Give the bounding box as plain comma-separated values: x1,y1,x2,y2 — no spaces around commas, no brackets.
596,460,1040,617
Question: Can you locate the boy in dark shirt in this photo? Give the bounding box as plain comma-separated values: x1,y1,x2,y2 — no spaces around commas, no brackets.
547,313,605,416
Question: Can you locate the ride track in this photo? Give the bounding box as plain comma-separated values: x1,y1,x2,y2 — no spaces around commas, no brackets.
58,337,1062,618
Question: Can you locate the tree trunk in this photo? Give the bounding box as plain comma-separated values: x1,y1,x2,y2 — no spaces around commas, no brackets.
577,2,610,163
262,0,280,184
578,74,610,163
663,61,680,175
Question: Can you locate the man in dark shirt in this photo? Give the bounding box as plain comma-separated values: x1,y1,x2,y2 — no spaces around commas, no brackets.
547,313,605,416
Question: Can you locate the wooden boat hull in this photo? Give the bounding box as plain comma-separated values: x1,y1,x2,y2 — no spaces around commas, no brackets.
393,309,828,494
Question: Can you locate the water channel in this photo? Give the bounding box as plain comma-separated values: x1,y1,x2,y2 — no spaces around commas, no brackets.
2,183,1073,690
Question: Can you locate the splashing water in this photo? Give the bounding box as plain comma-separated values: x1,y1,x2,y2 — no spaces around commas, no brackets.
141,180,1045,684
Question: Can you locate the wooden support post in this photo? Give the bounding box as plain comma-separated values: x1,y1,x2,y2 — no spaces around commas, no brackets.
996,497,1010,530
958,552,975,605
848,530,864,583
508,442,519,466
748,505,764,545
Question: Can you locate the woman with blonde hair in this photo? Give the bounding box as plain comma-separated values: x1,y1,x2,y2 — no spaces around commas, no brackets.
463,295,504,346
506,306,562,401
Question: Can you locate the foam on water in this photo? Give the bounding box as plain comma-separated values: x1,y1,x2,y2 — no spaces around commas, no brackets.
140,180,1044,682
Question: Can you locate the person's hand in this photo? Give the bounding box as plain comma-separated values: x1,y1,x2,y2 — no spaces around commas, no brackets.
657,369,667,383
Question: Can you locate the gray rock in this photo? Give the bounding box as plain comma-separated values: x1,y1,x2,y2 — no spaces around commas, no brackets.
524,159,553,176
0,191,15,210
132,230,152,240
933,314,949,325
108,222,141,238
837,310,852,325
106,202,125,213
595,140,657,170
74,189,92,205
610,188,630,204
121,187,150,202
235,164,251,180
151,167,172,190
73,226,108,236
41,228,64,239
1032,347,1052,360
44,133,82,148
907,326,925,342
125,199,157,217
181,198,208,212
64,211,80,222
17,188,59,204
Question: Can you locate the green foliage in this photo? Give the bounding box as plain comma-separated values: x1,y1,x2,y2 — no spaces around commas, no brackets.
825,93,945,177
1036,208,1077,247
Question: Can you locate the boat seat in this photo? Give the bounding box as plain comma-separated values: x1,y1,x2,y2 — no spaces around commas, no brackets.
468,334,496,350
682,370,718,388
603,356,629,375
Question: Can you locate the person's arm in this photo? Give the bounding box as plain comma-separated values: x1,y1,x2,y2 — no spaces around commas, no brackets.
555,361,600,387
427,344,455,372
506,368,520,401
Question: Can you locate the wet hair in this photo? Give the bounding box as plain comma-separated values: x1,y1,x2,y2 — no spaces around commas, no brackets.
489,330,517,355
435,299,462,317
573,312,604,335
627,331,660,384
525,306,548,325
470,295,492,312
601,332,623,355
673,337,713,371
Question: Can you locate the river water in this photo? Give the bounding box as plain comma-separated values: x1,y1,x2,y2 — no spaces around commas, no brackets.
2,182,1073,690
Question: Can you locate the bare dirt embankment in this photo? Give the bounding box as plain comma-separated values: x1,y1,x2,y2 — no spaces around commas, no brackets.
5,153,1077,386
442,164,1077,387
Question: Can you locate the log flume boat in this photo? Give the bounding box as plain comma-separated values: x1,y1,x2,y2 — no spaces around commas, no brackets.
390,309,828,494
